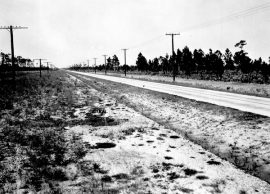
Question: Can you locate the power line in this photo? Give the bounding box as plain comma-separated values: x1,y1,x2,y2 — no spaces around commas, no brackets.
81,2,270,70
128,35,164,50
178,2,270,33
126,2,270,53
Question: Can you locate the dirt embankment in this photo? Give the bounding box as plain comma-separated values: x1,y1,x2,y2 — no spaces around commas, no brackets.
71,72,270,185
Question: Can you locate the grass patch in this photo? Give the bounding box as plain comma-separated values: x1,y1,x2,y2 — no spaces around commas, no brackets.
0,71,88,192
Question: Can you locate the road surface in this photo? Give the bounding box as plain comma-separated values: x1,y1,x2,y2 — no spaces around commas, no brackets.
70,71,270,117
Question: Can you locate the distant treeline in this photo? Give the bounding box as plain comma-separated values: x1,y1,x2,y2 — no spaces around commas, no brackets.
70,40,270,84
0,52,48,72
70,55,132,72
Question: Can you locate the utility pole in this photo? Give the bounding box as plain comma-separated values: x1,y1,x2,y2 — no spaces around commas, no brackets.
33,59,46,77
93,58,97,74
45,62,51,73
50,64,54,71
122,49,128,76
51,64,57,70
87,59,90,72
0,25,28,85
103,55,107,75
166,33,180,81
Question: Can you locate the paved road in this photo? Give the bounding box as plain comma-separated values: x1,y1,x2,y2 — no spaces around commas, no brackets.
70,71,270,117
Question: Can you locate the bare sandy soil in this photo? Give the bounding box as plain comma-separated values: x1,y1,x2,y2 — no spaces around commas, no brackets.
69,72,270,183
100,72,270,98
62,72,270,193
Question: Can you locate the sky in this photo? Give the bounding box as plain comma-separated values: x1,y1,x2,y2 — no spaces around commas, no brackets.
1,0,270,68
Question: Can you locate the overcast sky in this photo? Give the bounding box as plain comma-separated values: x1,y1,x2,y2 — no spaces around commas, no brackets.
1,0,270,68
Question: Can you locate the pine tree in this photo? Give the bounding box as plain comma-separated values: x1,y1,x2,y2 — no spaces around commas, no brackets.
112,55,120,71
223,48,235,70
136,53,148,71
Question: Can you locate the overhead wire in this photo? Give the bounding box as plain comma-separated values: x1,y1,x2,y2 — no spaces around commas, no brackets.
181,2,270,33
79,2,270,65
128,35,164,50
129,2,270,51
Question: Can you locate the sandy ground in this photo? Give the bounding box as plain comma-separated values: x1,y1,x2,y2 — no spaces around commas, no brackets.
69,73,270,183
60,73,270,193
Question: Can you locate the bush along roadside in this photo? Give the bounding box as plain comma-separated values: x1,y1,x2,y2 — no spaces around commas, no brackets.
0,71,87,193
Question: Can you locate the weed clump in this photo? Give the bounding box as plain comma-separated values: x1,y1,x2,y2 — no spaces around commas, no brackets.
112,173,129,180
184,168,199,176
207,160,221,165
95,142,116,149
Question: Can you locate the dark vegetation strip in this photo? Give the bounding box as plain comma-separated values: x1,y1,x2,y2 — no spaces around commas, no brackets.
0,71,87,193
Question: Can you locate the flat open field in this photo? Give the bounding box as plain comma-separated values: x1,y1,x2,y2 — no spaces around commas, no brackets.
1,70,270,193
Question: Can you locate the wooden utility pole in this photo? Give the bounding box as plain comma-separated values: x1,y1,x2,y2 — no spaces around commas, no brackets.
33,59,46,77
122,49,128,76
87,59,90,71
93,58,97,74
103,55,107,75
51,64,54,71
166,33,180,81
51,64,57,70
0,25,28,85
45,62,51,73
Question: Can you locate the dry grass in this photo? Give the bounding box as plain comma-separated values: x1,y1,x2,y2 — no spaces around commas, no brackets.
0,71,89,193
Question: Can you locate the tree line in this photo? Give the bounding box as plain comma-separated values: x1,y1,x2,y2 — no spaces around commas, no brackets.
70,55,120,71
136,40,270,83
0,52,48,72
70,40,270,84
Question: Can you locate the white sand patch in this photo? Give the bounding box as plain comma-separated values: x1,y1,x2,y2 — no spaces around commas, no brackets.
111,88,270,183
65,76,270,193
